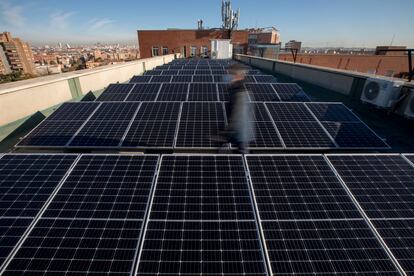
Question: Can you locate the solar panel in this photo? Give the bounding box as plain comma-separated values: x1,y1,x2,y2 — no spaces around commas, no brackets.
144,70,162,76
122,102,181,148
150,75,172,83
176,102,226,148
371,219,414,274
171,75,192,83
306,103,360,122
18,103,100,147
194,69,212,75
247,103,283,148
96,84,134,102
245,155,361,220
136,155,268,275
254,75,278,83
327,154,414,219
217,83,230,101
150,155,255,220
187,83,218,101
261,220,400,275
126,83,161,101
323,122,388,148
3,155,159,275
192,75,214,83
130,75,152,83
213,75,224,82
246,83,279,102
43,155,159,220
272,83,311,102
161,70,179,76
156,83,188,101
244,76,256,83
266,102,316,121
212,70,226,75
178,69,195,75
69,102,139,147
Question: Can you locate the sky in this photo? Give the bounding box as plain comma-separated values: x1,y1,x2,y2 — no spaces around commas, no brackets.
0,0,413,48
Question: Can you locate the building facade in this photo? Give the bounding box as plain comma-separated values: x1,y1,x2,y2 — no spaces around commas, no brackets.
137,29,249,59
0,32,36,75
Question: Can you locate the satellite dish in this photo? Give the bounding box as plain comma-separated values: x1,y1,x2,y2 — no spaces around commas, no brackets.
363,81,380,100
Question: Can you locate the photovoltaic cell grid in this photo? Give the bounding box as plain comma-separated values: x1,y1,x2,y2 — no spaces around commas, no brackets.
266,102,336,148
136,155,268,276
307,103,388,148
176,102,226,148
130,76,152,83
3,155,159,275
18,102,100,147
187,83,218,101
246,83,280,102
69,102,140,147
122,102,181,148
156,83,188,101
96,84,135,102
245,154,402,275
272,83,311,102
126,83,161,102
327,154,414,275
0,154,78,269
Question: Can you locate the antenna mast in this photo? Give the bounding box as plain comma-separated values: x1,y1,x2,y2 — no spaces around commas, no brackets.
221,0,240,37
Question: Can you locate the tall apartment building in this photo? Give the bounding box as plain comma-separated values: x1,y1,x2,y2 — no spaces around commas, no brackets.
0,32,36,75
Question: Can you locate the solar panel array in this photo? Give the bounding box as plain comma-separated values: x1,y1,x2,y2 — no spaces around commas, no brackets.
1,153,414,275
18,102,388,150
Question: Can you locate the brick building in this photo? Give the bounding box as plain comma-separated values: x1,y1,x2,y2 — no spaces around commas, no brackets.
0,32,36,75
137,29,249,59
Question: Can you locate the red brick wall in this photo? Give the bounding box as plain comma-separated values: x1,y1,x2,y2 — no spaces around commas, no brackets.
137,29,248,59
278,53,410,77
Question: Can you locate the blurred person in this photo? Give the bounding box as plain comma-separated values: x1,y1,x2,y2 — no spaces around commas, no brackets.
216,64,254,154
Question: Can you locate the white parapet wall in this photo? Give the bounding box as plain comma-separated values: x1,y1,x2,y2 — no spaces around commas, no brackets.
0,54,176,126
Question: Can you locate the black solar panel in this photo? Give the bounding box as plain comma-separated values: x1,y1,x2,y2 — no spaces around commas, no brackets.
69,102,139,147
246,155,361,220
4,219,143,275
150,155,255,220
178,69,195,75
156,83,188,101
130,75,152,83
192,75,213,83
150,75,172,83
194,70,211,75
122,102,181,148
144,70,162,76
43,155,158,220
136,155,268,276
217,83,230,101
266,103,316,121
323,122,388,148
246,83,279,102
126,83,161,101
261,220,400,275
307,103,360,122
272,83,310,102
96,84,134,102
176,102,226,148
211,70,226,75
171,75,192,83
0,154,77,217
244,75,256,83
187,83,218,101
328,154,414,219
372,219,414,274
161,70,179,75
47,102,99,121
254,75,278,83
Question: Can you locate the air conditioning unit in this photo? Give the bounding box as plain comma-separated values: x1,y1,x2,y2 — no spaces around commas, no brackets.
403,91,414,119
361,78,404,108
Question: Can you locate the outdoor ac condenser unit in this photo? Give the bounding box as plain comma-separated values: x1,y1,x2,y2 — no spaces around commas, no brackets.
403,91,414,119
361,78,404,108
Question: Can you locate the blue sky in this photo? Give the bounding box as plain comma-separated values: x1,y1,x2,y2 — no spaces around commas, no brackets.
0,0,413,47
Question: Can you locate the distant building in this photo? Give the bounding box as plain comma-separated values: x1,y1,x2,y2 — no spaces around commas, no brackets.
248,27,281,59
137,29,249,59
0,32,36,75
375,46,407,56
0,46,12,75
285,40,302,52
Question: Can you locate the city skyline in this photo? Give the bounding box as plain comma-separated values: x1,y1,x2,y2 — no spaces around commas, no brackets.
0,0,413,47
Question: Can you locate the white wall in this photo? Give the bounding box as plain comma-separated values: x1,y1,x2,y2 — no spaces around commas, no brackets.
0,54,175,126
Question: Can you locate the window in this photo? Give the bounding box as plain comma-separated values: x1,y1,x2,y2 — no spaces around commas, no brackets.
201,46,208,57
162,47,168,55
151,47,159,57
190,46,197,57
